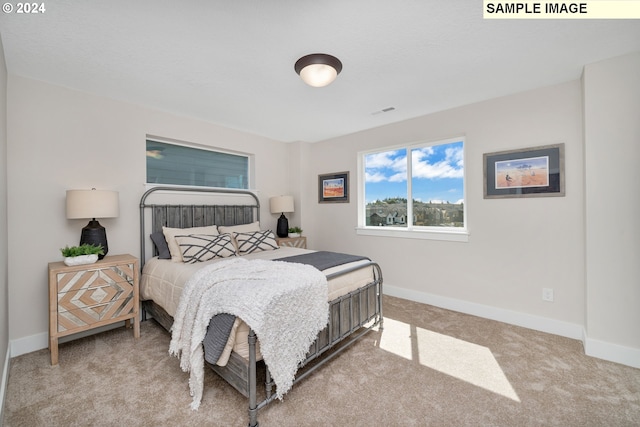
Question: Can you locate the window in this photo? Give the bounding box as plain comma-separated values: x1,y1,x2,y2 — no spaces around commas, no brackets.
146,140,250,189
358,137,467,241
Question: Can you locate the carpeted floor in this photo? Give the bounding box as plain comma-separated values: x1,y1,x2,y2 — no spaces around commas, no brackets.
3,295,640,426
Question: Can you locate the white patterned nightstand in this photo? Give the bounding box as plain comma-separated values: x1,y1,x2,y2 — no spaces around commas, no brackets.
48,254,139,365
275,236,307,249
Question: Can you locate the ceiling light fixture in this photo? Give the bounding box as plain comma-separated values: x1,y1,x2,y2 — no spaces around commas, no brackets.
294,53,343,87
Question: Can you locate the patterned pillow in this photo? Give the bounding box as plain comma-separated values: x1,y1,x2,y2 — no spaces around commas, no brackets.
234,230,279,255
163,225,219,262
175,234,237,264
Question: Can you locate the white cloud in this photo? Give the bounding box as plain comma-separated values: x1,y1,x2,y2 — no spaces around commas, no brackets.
365,151,403,168
365,144,463,183
412,146,463,179
365,150,407,183
446,146,464,168
388,172,407,183
365,171,388,183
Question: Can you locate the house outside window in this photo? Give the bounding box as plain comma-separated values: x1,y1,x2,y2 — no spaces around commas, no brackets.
146,140,250,189
357,137,468,242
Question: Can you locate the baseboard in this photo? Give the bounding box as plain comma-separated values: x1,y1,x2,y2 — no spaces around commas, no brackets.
0,346,10,423
9,321,127,358
383,284,584,340
9,331,48,359
584,335,640,369
8,293,639,370
383,285,640,368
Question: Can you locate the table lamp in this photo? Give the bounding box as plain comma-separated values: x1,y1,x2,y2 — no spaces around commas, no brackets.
269,195,294,238
66,189,119,259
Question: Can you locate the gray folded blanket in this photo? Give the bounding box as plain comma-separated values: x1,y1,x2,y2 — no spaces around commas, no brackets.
203,313,236,365
276,250,369,271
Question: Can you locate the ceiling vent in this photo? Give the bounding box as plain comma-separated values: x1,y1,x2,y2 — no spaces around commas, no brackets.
371,107,396,115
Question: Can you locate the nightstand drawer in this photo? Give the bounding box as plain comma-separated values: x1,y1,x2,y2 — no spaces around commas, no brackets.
57,280,134,313
57,295,135,332
56,263,135,293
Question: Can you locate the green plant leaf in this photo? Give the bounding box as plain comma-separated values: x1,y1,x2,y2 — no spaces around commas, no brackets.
60,244,104,257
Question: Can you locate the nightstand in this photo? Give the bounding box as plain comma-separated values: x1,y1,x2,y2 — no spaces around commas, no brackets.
275,236,307,249
48,254,139,365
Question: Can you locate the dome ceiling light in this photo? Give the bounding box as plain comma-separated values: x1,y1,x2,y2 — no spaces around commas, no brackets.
294,53,343,87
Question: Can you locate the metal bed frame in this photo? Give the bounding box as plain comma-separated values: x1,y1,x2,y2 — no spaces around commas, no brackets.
139,186,383,426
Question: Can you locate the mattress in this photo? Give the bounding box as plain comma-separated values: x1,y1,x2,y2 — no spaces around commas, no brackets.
140,247,374,363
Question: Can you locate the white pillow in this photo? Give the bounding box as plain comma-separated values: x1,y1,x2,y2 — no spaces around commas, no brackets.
175,234,237,264
217,221,260,235
163,225,219,262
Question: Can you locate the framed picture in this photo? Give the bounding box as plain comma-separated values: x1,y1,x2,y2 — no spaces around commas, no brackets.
483,143,565,199
318,171,349,203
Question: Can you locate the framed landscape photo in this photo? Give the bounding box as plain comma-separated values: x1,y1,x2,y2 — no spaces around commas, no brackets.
483,143,565,199
318,171,349,203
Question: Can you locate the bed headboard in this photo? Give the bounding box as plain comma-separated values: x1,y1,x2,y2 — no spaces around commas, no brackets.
139,186,260,267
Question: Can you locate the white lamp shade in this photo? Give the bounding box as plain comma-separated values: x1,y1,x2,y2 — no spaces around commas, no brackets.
269,196,294,214
66,189,119,219
299,64,338,87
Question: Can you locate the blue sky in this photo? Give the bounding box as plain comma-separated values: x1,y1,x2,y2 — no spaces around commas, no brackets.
496,156,548,173
365,141,464,204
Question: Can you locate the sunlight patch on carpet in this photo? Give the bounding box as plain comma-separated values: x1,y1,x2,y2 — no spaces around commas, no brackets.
379,318,520,402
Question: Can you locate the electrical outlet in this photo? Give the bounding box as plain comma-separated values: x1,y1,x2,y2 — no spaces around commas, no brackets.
542,288,554,302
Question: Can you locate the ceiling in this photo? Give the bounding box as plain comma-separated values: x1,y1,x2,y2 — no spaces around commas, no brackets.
1,1,639,143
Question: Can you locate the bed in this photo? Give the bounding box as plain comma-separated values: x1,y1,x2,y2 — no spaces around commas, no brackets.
139,186,383,426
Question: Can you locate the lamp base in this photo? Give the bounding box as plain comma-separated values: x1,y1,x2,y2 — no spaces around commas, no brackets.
80,219,108,259
276,213,289,238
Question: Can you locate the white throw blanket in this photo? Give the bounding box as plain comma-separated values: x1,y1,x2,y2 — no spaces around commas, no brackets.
169,257,328,410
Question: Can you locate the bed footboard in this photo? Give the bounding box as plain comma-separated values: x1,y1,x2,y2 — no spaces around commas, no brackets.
246,262,382,427
142,261,382,426
207,262,383,400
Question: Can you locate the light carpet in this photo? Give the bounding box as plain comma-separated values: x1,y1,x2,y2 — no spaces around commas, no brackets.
3,295,639,426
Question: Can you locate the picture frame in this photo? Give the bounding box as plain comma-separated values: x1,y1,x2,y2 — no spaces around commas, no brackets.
318,171,349,203
483,143,565,199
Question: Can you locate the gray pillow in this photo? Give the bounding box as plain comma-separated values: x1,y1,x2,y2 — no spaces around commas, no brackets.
150,231,171,259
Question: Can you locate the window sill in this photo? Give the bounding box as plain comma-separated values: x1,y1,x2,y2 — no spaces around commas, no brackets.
355,226,469,242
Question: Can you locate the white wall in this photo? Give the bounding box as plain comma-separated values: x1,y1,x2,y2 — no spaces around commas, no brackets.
305,80,586,337
286,141,311,231
0,33,10,418
583,52,640,366
5,54,638,369
6,76,291,350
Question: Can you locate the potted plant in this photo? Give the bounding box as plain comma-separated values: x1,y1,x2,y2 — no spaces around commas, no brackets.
288,226,303,238
60,244,104,266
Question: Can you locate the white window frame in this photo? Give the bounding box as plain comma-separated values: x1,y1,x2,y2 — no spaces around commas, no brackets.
356,136,469,242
